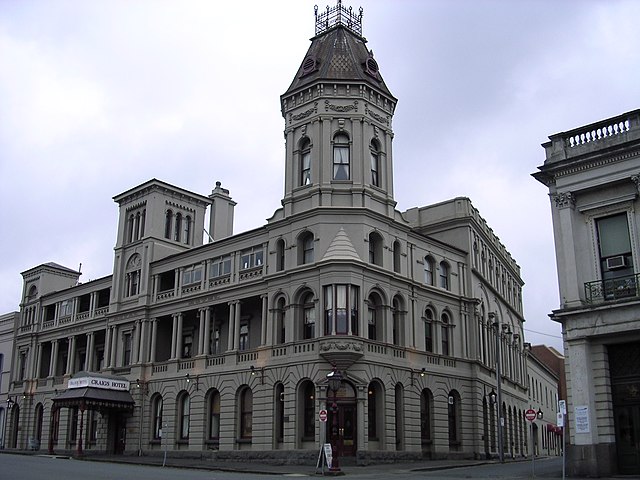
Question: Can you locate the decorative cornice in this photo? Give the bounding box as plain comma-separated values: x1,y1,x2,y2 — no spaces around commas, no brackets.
165,200,196,213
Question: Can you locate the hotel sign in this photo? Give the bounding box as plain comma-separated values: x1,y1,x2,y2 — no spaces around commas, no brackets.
68,376,130,391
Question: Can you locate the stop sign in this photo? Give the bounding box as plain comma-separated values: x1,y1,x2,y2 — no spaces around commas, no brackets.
319,409,328,422
525,409,537,422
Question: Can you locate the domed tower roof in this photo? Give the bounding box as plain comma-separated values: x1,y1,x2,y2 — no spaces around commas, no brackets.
282,2,395,102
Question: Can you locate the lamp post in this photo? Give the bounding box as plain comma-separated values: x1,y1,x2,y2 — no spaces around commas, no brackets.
489,312,504,463
326,367,343,473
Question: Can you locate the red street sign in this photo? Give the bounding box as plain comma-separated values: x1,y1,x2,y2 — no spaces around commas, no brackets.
319,409,328,422
525,409,537,422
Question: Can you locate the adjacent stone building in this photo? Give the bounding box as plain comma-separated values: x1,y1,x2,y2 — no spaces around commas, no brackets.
534,109,640,475
2,3,554,464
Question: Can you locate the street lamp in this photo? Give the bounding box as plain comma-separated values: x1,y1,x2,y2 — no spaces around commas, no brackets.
489,312,504,463
326,367,343,474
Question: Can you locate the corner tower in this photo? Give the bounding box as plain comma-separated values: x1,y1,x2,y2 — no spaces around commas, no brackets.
279,2,397,219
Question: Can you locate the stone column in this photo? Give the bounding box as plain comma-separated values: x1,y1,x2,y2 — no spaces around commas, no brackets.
49,340,58,377
176,313,183,359
227,302,236,351
139,319,148,364
34,342,43,379
150,318,158,363
260,295,268,346
85,332,94,372
203,308,212,356
132,320,141,364
110,326,118,367
234,302,241,350
198,308,206,355
65,336,74,374
104,326,112,368
170,314,179,359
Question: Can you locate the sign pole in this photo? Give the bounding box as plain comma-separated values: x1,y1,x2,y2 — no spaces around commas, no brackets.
558,400,566,480
524,409,537,478
531,423,535,478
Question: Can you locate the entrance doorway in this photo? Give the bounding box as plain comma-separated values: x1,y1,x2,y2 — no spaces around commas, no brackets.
615,404,640,473
609,342,640,475
108,413,127,454
326,403,357,456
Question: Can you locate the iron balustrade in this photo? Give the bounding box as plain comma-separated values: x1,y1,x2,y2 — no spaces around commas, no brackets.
585,273,640,303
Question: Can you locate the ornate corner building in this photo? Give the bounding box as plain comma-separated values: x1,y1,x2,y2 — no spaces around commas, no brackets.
534,110,640,476
3,3,550,464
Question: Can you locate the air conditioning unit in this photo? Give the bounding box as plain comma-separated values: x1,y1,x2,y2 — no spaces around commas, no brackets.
606,255,627,270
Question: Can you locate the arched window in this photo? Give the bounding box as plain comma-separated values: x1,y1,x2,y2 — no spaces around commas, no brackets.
125,254,142,297
368,381,384,443
448,390,461,445
207,389,221,443
276,239,285,272
395,383,404,450
424,256,435,285
275,297,286,344
174,213,182,242
367,293,382,341
298,231,314,265
439,261,450,290
301,381,315,441
35,403,44,444
393,240,401,274
151,394,163,440
27,285,38,300
127,214,135,243
164,210,173,239
392,296,403,346
178,392,190,440
274,383,285,444
368,231,383,266
370,139,381,187
134,212,141,241
424,308,434,352
441,312,451,356
239,388,253,440
332,133,350,180
420,388,433,444
183,215,192,245
140,209,146,238
299,137,311,186
302,292,316,340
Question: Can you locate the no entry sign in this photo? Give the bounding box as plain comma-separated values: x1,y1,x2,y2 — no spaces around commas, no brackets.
319,409,328,422
525,409,537,422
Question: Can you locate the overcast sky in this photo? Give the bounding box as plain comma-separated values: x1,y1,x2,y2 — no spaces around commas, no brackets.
1,0,639,352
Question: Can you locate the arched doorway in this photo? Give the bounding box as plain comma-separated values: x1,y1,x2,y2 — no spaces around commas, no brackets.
326,380,357,456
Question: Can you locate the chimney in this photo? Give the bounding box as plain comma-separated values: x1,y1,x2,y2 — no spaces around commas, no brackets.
208,181,236,241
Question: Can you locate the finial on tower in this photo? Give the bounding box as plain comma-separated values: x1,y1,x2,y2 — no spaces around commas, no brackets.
314,1,363,36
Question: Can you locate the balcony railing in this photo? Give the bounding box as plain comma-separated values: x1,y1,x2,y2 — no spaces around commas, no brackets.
585,273,640,304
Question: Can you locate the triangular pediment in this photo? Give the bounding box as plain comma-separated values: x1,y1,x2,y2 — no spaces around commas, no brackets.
322,228,361,262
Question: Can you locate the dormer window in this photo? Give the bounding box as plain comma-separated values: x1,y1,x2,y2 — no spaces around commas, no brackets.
332,133,350,180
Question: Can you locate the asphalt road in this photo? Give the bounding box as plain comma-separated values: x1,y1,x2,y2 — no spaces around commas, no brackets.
0,453,570,480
